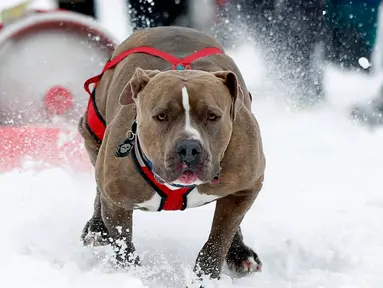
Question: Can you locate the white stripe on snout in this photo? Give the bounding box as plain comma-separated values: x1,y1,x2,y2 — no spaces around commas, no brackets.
181,86,202,140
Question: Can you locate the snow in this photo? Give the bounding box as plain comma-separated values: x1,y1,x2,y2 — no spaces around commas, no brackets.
1,0,383,287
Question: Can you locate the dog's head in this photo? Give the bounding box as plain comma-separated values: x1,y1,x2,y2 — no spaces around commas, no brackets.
119,68,239,186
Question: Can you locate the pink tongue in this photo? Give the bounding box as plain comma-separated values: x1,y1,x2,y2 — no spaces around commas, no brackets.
178,170,198,184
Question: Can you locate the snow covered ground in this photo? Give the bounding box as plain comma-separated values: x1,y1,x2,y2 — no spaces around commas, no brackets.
1,0,383,287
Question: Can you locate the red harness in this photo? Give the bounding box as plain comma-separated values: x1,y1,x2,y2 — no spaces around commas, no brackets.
84,46,224,211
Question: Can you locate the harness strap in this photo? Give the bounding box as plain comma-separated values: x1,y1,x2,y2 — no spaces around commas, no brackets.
84,46,224,97
85,89,106,143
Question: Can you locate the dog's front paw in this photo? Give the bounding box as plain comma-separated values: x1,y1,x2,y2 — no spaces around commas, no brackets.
81,217,110,247
226,244,262,276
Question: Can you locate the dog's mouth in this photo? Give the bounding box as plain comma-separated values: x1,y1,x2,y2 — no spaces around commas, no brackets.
152,154,221,186
154,169,201,186
154,167,220,187
175,169,200,185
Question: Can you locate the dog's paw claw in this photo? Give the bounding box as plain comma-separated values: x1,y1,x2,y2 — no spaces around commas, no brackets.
238,255,261,273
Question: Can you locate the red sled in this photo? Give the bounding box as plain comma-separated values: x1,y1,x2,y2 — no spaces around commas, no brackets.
0,9,119,173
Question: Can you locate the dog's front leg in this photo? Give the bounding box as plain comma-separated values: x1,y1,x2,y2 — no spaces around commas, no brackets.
194,190,259,280
100,195,140,266
81,187,110,246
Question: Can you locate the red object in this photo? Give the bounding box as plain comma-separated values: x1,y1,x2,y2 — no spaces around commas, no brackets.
0,126,92,173
216,0,230,5
44,86,73,115
0,9,117,173
141,166,194,211
85,46,224,210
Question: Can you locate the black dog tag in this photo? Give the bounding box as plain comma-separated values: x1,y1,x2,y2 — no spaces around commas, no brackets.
115,130,135,157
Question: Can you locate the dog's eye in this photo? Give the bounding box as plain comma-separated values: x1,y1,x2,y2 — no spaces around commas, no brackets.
207,112,219,121
155,113,168,122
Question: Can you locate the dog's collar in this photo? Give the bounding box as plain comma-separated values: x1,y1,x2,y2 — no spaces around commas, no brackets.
115,120,196,189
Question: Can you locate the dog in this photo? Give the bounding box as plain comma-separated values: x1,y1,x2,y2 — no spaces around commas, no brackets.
78,26,266,281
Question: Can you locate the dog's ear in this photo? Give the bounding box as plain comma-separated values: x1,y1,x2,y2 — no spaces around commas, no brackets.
212,71,238,120
119,68,161,106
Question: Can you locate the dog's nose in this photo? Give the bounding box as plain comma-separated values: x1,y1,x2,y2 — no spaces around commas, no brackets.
176,140,202,167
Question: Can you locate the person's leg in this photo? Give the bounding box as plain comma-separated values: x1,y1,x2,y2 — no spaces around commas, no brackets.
236,0,275,30
214,0,325,106
213,0,275,43
325,1,380,72
326,1,383,126
351,86,383,126
127,0,189,31
57,0,96,18
266,0,326,106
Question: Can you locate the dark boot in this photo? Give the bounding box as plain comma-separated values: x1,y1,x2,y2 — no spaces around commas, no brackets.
58,0,96,18
351,93,383,126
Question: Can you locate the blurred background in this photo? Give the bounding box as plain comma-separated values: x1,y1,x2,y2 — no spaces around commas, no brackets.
1,0,383,170
1,0,383,128
55,0,383,125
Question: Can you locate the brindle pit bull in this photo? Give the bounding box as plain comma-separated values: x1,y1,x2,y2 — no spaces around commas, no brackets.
78,26,266,282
